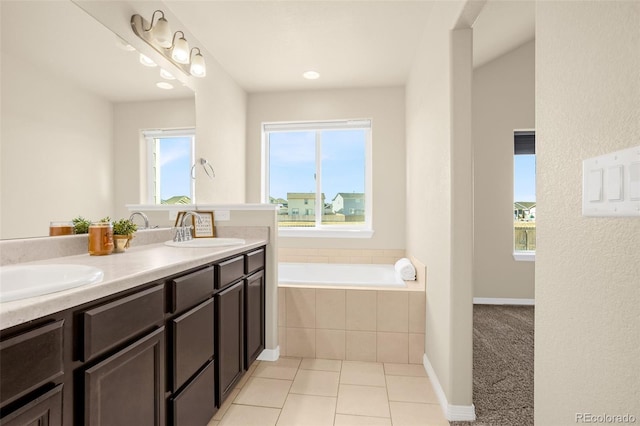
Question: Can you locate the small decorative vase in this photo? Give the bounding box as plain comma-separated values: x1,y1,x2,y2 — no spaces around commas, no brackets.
113,235,131,253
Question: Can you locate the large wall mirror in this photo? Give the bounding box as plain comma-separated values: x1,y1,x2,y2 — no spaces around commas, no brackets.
0,1,196,239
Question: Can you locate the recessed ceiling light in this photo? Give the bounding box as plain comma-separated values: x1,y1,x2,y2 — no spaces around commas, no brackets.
139,54,157,67
160,69,175,80
156,82,174,90
303,71,320,80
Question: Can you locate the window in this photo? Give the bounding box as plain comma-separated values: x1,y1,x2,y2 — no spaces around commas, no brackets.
263,120,372,235
514,130,536,258
143,129,195,205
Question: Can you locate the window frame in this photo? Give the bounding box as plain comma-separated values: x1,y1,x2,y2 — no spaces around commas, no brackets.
262,119,373,238
513,129,536,261
143,128,196,205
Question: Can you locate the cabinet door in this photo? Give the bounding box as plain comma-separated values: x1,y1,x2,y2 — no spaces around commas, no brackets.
0,384,62,426
84,327,165,426
215,281,244,407
245,271,265,368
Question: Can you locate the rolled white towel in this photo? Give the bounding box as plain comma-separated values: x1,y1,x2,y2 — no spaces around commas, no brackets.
395,258,416,281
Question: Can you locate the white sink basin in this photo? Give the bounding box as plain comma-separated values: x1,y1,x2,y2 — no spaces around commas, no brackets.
164,238,246,248
0,264,104,303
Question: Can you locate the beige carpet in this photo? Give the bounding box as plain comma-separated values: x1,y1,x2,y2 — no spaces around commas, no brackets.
451,305,534,426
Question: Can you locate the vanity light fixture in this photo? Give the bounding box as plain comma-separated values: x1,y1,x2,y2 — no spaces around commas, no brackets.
131,11,207,78
170,31,190,64
189,48,206,78
147,10,172,48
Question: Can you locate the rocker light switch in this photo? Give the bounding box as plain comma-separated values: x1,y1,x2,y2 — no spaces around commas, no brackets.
630,162,640,201
607,165,623,201
588,169,603,202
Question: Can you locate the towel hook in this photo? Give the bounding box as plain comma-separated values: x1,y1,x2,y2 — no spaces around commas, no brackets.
190,158,215,180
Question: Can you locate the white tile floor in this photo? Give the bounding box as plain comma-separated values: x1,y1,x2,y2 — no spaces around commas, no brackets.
207,358,449,426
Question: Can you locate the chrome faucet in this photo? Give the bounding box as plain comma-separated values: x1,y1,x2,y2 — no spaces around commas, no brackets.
174,211,202,242
129,211,149,230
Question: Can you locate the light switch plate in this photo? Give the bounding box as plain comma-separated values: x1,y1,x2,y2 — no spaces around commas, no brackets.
582,145,640,217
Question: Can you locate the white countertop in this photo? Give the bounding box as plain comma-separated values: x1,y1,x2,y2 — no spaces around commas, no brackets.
0,238,267,330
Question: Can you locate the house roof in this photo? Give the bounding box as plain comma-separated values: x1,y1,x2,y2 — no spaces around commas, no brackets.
332,192,365,201
287,193,325,199
269,197,288,204
162,195,192,204
514,201,536,209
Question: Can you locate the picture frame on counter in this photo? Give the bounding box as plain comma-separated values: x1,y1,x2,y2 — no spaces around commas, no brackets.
175,211,216,238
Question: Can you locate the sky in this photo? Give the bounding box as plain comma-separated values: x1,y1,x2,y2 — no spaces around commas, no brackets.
158,136,192,201
514,154,536,202
268,129,366,202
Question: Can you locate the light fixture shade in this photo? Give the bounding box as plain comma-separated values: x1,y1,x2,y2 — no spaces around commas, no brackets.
171,33,190,64
152,17,172,48
190,49,206,77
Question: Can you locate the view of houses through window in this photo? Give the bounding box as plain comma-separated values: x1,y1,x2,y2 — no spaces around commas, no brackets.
143,129,195,205
264,120,370,229
514,130,536,252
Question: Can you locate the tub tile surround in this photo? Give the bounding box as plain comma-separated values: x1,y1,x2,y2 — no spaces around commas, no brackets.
280,287,426,363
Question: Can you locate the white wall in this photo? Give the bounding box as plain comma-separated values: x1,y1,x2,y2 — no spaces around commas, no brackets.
0,52,114,239
113,98,195,220
405,0,474,415
473,40,535,299
536,1,640,423
246,87,406,250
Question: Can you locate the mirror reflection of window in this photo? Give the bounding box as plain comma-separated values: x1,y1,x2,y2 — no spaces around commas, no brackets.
143,129,195,205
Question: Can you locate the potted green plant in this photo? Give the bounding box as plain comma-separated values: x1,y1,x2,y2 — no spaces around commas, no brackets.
72,216,91,234
112,218,137,253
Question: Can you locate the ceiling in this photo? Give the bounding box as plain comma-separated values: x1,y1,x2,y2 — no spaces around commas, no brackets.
165,0,535,93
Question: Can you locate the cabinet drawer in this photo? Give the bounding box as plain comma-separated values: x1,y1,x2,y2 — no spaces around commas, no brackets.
0,320,64,406
82,285,164,361
0,384,63,426
215,256,245,290
168,266,214,313
170,298,214,391
245,248,265,275
170,360,216,426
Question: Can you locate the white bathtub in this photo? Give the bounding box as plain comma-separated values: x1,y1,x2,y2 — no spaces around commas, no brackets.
278,262,405,288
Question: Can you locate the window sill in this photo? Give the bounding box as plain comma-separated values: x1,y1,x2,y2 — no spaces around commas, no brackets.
279,228,374,239
513,252,536,262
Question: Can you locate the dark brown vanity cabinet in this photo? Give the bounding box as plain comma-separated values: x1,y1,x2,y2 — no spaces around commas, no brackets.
167,266,217,426
0,245,267,426
0,321,65,425
245,270,265,368
215,280,244,407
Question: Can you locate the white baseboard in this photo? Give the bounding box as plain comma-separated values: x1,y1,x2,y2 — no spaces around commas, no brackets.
473,297,535,306
423,354,476,422
256,346,280,361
